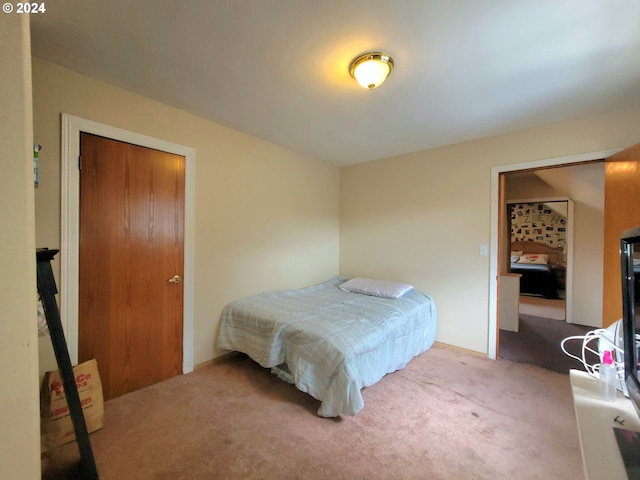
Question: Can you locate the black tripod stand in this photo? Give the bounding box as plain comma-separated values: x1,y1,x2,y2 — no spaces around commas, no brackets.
37,248,99,479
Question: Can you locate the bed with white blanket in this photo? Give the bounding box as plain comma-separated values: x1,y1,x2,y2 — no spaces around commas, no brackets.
216,276,436,417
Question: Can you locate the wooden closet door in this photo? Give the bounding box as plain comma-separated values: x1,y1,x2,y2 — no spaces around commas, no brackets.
603,142,640,327
78,133,185,399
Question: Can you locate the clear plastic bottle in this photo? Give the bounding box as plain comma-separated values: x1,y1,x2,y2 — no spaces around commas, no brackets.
599,350,617,402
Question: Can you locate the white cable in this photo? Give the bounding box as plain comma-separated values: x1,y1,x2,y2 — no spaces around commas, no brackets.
560,328,625,380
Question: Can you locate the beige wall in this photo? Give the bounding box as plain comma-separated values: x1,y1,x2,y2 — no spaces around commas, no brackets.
32,59,340,371
572,197,605,327
340,105,640,353
0,16,41,479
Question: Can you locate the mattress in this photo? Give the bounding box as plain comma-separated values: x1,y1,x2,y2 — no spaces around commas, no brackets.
510,263,560,299
216,276,437,417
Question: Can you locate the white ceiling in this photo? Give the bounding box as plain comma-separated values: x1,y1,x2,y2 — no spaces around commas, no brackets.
30,1,640,166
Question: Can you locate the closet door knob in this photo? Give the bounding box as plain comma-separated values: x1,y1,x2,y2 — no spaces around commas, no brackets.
168,275,182,284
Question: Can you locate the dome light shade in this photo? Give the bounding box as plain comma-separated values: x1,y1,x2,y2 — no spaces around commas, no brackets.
349,52,394,90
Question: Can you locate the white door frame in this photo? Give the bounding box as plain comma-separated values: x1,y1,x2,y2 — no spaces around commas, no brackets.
60,114,195,374
488,148,619,359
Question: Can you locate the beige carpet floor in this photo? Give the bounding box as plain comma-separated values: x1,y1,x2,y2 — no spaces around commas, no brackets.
519,295,566,321
42,346,583,480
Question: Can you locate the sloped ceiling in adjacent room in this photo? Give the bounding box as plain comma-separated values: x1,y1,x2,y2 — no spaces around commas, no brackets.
535,163,605,212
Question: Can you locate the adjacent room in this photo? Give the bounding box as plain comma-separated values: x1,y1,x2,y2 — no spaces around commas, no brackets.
3,2,640,479
498,164,604,373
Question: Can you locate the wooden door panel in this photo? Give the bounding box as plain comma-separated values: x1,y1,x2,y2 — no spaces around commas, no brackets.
603,143,640,327
79,133,184,399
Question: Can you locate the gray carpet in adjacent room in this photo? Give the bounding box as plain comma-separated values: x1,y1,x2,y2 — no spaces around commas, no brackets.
42,345,582,480
499,314,597,374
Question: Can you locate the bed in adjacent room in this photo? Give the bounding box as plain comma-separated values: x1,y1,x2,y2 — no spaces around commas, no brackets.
216,276,437,417
510,241,564,299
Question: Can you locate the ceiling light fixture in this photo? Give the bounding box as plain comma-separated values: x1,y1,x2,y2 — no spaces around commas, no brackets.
349,52,394,90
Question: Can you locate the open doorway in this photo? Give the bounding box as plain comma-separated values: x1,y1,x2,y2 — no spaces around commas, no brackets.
496,162,604,371
488,150,617,359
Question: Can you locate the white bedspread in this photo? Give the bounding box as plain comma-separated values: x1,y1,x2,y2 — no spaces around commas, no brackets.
217,276,437,417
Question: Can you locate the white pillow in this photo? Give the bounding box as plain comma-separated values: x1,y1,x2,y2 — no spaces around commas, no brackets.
339,277,414,299
511,251,524,257
517,254,548,265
